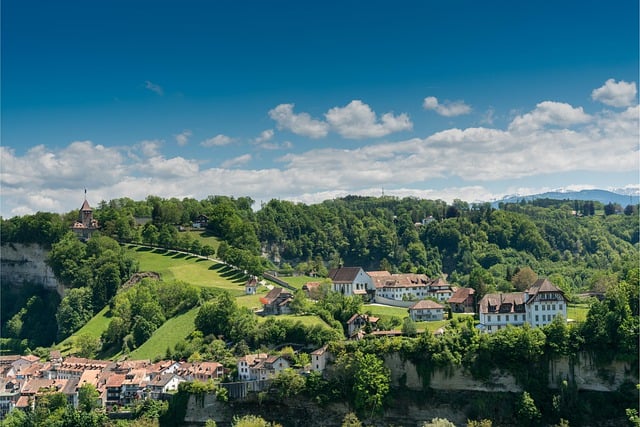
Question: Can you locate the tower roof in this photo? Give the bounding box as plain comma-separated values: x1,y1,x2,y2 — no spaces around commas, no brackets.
80,200,92,211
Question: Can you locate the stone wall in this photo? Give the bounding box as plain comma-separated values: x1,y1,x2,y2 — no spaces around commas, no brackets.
0,243,60,293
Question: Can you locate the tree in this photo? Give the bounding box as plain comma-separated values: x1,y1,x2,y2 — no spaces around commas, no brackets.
402,317,418,337
341,412,362,427
270,368,306,398
516,391,541,426
78,383,100,412
511,267,538,291
56,287,93,339
75,334,101,359
422,419,456,427
352,351,390,415
194,291,238,337
232,415,282,427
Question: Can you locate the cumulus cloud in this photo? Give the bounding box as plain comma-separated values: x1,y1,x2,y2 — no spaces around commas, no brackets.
259,141,293,150
423,96,472,117
508,101,591,133
144,80,164,96
221,154,252,168
255,129,274,143
201,134,235,147
325,100,412,139
591,79,637,108
175,129,192,146
2,88,638,217
269,104,329,138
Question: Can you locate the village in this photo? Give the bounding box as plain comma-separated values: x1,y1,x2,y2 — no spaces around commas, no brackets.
0,262,568,419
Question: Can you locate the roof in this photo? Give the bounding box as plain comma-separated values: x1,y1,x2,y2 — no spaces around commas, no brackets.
80,199,92,211
260,287,292,305
346,313,379,324
478,292,525,314
368,272,431,289
525,278,565,304
328,267,364,283
448,287,475,304
410,300,445,310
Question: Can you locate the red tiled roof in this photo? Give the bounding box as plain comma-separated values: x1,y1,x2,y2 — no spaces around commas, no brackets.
80,200,92,211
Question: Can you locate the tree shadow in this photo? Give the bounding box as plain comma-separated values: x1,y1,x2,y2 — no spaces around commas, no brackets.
209,263,246,283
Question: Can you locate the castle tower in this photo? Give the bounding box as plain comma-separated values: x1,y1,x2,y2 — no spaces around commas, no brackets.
71,190,99,240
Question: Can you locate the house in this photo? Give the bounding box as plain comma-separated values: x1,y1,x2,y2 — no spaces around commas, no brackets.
121,369,147,404
327,267,373,297
237,354,289,381
245,277,258,295
524,278,568,328
104,374,126,406
185,362,225,382
478,278,567,333
346,313,379,338
260,287,293,315
425,278,455,301
71,196,100,240
192,214,209,229
146,373,184,399
0,380,21,419
408,300,445,321
478,292,527,332
310,346,329,373
448,287,476,313
371,272,430,301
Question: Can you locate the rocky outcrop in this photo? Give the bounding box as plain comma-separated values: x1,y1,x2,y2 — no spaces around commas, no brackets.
0,243,60,293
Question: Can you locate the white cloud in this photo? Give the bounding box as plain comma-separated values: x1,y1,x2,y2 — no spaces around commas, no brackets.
423,96,472,117
175,129,192,146
137,140,162,157
201,134,235,147
144,80,164,96
2,93,638,218
508,101,591,133
268,104,329,138
325,100,412,139
259,141,293,150
255,129,274,143
591,79,637,108
221,154,252,168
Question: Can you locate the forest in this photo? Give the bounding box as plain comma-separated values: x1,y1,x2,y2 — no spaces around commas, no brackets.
0,194,638,426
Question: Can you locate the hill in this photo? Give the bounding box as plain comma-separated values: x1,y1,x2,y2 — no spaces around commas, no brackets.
491,188,639,207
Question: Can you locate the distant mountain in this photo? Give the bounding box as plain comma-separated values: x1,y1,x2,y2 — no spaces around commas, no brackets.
491,189,640,208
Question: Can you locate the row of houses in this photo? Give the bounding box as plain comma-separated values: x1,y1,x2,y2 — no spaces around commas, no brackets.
250,266,567,335
0,347,334,419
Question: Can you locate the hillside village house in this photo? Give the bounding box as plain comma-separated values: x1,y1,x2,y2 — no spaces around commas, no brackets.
237,354,290,381
368,271,455,302
70,196,100,240
245,276,258,295
408,300,445,321
327,266,373,297
448,287,476,313
478,278,567,332
260,287,293,315
346,313,379,338
310,346,329,372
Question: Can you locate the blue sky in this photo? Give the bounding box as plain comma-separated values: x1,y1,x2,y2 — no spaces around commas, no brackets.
2,0,638,216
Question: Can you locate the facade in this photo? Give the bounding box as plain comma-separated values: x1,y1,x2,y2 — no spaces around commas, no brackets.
369,271,454,302
237,354,289,381
346,313,379,338
478,278,567,333
525,278,568,328
245,277,258,295
310,346,328,372
408,300,445,321
191,214,209,229
327,267,373,297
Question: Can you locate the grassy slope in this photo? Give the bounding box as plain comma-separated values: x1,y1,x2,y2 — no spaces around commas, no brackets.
128,307,199,360
57,306,112,355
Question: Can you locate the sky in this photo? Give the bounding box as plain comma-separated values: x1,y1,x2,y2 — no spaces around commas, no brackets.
2,0,639,217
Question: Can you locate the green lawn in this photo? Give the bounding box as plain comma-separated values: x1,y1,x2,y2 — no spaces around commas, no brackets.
182,230,221,252
363,303,410,319
567,303,589,323
272,275,325,290
128,307,199,361
128,246,248,295
57,306,112,355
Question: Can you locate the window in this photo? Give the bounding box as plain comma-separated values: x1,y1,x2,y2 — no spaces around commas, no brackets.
559,304,563,310
506,315,509,322
497,315,501,322
535,315,539,322
535,305,539,311
552,304,556,311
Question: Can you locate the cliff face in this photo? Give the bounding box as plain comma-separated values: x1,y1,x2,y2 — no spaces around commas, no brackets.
0,243,60,294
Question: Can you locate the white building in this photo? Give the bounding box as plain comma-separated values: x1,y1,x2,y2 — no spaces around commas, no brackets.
328,267,373,297
478,278,567,333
